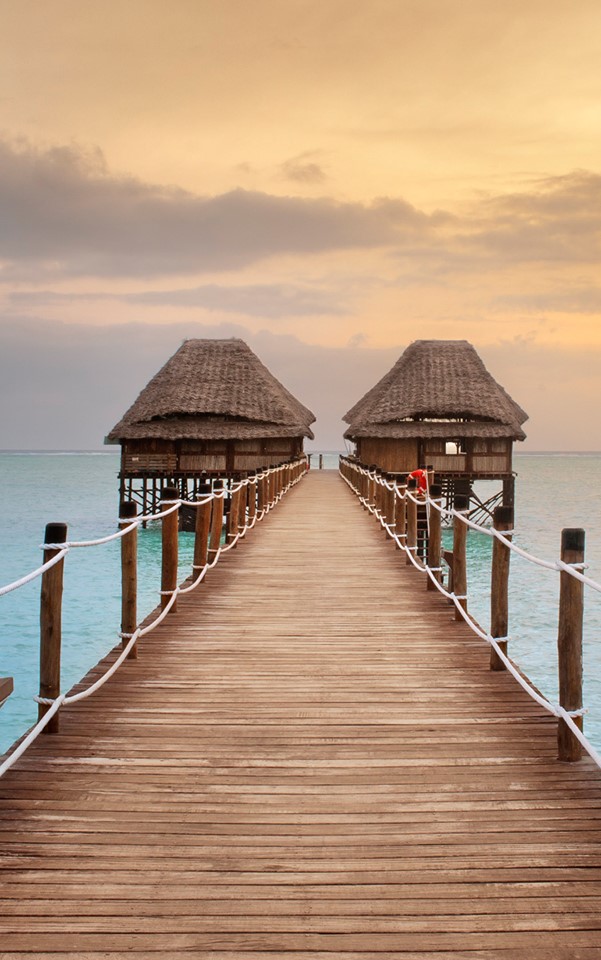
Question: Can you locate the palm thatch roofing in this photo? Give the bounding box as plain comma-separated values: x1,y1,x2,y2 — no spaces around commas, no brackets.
344,340,528,441
106,338,315,442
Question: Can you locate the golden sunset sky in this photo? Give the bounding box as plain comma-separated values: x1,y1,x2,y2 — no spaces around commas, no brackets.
0,0,600,448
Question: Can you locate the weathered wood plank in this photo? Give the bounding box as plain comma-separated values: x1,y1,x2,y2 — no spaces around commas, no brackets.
1,471,601,956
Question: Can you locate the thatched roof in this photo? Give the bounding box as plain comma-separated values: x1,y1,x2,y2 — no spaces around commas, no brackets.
106,338,315,442
344,340,527,441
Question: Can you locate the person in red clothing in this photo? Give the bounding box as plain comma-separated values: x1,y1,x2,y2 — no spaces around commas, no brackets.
408,467,429,496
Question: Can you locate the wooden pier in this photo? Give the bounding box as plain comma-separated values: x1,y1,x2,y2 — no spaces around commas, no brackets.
2,471,601,957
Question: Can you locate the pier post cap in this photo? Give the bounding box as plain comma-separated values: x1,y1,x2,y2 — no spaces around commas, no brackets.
454,494,470,512
561,528,585,555
429,483,442,498
119,500,138,519
44,522,68,545
407,476,418,489
161,485,179,501
493,505,514,527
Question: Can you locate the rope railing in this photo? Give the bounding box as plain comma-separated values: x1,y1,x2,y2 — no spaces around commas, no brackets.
339,454,600,768
0,457,308,778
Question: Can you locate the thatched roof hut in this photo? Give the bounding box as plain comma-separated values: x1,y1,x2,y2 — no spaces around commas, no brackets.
107,337,315,444
106,338,315,510
344,339,527,484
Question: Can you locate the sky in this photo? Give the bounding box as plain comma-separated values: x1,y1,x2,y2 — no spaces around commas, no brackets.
1,0,600,450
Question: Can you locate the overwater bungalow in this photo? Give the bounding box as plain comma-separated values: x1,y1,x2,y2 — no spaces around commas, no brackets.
106,337,315,513
343,339,528,511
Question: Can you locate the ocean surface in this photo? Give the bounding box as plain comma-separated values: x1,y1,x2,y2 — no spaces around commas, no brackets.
1,450,601,756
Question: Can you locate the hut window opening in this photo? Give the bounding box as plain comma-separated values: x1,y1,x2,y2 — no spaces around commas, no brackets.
445,440,466,455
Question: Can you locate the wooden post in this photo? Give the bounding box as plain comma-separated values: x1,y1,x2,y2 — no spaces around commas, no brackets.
427,464,435,493
319,454,323,470
395,475,407,551
119,501,138,659
39,522,67,733
266,470,272,508
406,477,418,565
227,484,240,545
557,528,585,762
257,472,266,514
490,505,513,670
453,494,469,620
193,482,212,573
238,475,248,533
209,480,225,560
376,470,384,519
366,465,375,511
384,474,394,533
161,485,179,612
427,483,442,591
247,475,257,523
380,473,390,530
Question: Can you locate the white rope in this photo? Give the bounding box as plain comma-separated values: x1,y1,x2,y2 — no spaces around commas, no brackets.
0,549,69,597
0,696,65,778
339,458,601,770
342,457,601,595
0,459,306,778
0,461,302,597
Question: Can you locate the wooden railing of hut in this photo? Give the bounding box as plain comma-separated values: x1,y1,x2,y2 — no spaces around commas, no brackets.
0,458,308,776
339,454,601,767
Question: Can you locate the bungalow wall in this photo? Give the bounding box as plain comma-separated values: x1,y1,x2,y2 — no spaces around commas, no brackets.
355,438,419,473
121,436,303,476
423,438,513,476
356,436,513,477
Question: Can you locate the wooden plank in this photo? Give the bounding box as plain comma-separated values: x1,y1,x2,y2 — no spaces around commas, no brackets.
1,472,601,956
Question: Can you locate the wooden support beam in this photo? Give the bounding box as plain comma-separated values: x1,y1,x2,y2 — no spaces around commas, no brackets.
490,505,513,671
209,481,224,560
395,475,407,552
39,521,67,734
406,477,418,565
193,482,212,574
161,486,179,612
119,501,138,659
427,483,442,591
453,495,469,620
557,527,585,762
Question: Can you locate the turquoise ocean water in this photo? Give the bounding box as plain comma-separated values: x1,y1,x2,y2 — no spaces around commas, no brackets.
1,450,601,756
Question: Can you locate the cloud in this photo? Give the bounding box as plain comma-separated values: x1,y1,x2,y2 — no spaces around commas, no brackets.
10,283,348,318
279,152,327,184
0,137,433,279
463,170,601,264
492,287,601,314
347,332,369,348
388,170,601,280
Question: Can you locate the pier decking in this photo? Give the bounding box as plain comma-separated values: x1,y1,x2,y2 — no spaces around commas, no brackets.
2,471,601,957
